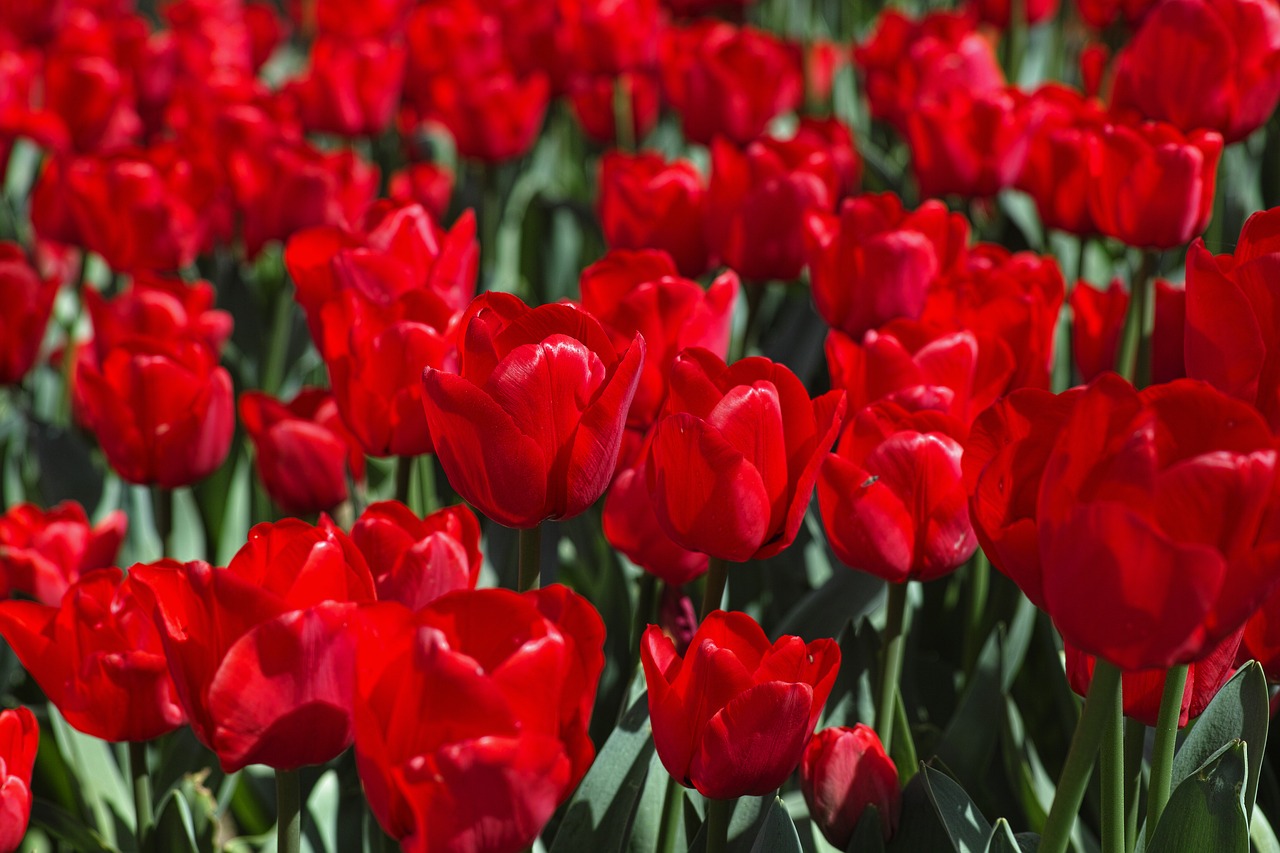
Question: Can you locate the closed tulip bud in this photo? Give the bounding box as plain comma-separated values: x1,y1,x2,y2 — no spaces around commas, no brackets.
0,707,37,853
801,725,901,847
0,243,60,386
642,611,840,799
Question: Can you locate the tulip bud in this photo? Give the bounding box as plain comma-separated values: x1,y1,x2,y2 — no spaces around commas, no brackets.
800,725,901,847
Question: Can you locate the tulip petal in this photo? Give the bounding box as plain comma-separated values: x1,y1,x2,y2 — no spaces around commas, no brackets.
691,681,813,799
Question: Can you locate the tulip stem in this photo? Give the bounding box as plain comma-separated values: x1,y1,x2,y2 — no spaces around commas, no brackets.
704,797,733,853
962,550,990,676
277,768,302,853
1100,667,1125,853
613,76,635,153
129,740,153,846
417,454,439,514
875,582,908,750
699,558,729,622
518,525,542,592
153,486,173,558
1040,659,1122,853
262,281,293,397
1115,251,1158,388
654,775,684,853
395,455,413,506
1124,717,1146,852
1147,663,1189,837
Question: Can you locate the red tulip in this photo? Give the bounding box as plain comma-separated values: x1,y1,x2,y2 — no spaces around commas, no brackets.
83,273,233,361
388,162,455,224
1036,375,1280,670
1109,0,1280,143
819,403,976,582
0,242,61,385
659,22,802,146
239,388,367,515
603,462,708,586
0,707,37,853
131,518,376,771
289,37,406,138
598,151,709,278
568,71,661,146
244,1,288,70
1017,84,1108,236
804,193,970,339
706,134,839,283
646,349,845,562
353,585,605,852
1087,121,1222,249
579,249,738,459
1070,278,1186,384
74,336,234,488
641,610,840,799
801,725,900,847
1184,207,1280,431
826,327,1013,429
422,294,644,528
0,501,126,606
854,10,1004,133
292,0,414,38
0,568,186,742
350,501,482,611
792,117,862,201
40,47,140,155
1065,630,1242,726
905,87,1035,199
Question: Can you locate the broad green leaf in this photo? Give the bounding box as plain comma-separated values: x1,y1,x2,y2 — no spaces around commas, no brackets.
1250,806,1280,853
1148,740,1249,853
983,819,1036,853
845,804,886,853
48,706,133,843
151,787,205,853
549,691,654,853
771,563,885,644
1171,662,1268,816
686,794,773,853
28,800,118,853
748,797,802,853
307,770,341,853
922,765,991,853
886,769,953,853
626,751,683,853
1000,696,1055,832
935,627,1004,782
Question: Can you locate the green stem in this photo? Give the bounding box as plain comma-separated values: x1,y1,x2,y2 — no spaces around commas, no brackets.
876,582,909,749
1124,717,1146,853
1115,251,1157,388
632,574,658,666
699,558,729,622
130,740,153,847
1147,664,1189,836
962,551,990,676
1100,664,1125,853
518,525,542,592
654,774,684,853
613,76,635,153
1040,660,1122,853
395,455,413,507
704,797,733,853
152,486,173,559
261,282,293,396
417,454,439,514
276,768,301,853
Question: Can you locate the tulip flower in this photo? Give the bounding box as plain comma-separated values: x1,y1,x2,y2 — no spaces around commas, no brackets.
350,501,482,610
801,725,901,847
706,134,840,283
131,518,376,771
1087,121,1222,250
0,707,37,853
422,294,644,528
0,501,127,606
239,388,367,515
74,337,235,488
0,568,186,742
646,349,845,563
1108,0,1280,143
1065,630,1242,726
1184,207,1280,431
353,585,605,852
598,151,710,278
641,610,840,799
388,162,455,223
659,21,802,146
804,193,970,339
83,273,233,360
1016,84,1108,236
0,243,60,386
905,87,1035,199
819,403,977,582
603,463,708,586
289,37,406,138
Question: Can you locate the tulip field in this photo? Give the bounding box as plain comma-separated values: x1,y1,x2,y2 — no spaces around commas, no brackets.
2,0,1280,851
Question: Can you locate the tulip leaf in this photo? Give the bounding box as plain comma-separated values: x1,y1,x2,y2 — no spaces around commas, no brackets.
935,626,1005,784
306,769,341,853
28,799,119,853
1251,807,1280,853
1000,696,1056,832
821,617,879,731
772,546,885,643
748,797,802,853
549,690,654,853
845,803,886,853
152,785,207,853
48,706,133,842
885,768,954,853
1147,740,1249,853
922,765,992,853
685,794,774,853
627,751,685,853
28,418,104,511
983,818,1036,853
1170,661,1268,817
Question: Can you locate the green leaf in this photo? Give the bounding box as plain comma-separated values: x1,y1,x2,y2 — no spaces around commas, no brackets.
685,794,773,853
1250,806,1280,853
1171,661,1268,816
151,788,205,853
28,800,118,853
48,706,133,843
921,765,991,853
771,548,885,643
549,691,654,853
821,617,879,730
748,797,802,853
626,752,683,853
845,804,886,853
1148,740,1249,853
935,627,1005,783
306,770,341,853
1000,696,1055,832
886,770,953,853
983,819,1034,853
